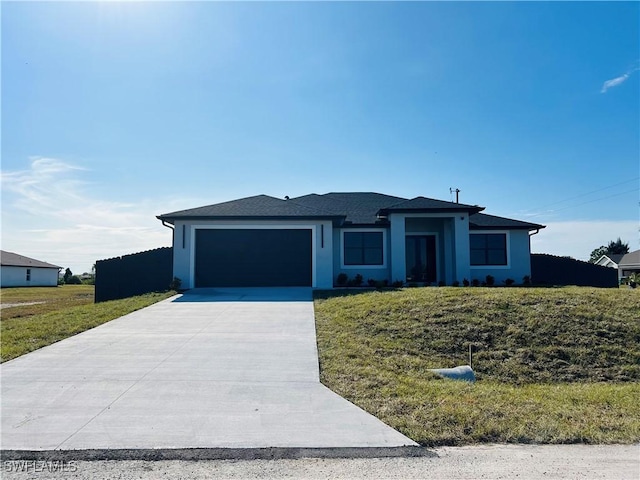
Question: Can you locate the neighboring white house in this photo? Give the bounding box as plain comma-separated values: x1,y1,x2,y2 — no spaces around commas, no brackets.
0,251,61,287
157,192,545,289
594,253,625,269
618,250,640,283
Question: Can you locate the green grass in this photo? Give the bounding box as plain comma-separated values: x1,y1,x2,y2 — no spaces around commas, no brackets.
1,286,176,362
314,287,640,445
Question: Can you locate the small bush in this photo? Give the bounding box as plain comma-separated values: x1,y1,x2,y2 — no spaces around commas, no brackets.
336,273,348,286
485,275,495,286
523,275,531,286
391,280,404,288
452,280,460,287
353,274,363,286
65,275,82,285
169,277,182,291
504,278,515,286
438,280,446,287
375,280,389,289
471,279,480,287
367,278,376,287
462,278,470,287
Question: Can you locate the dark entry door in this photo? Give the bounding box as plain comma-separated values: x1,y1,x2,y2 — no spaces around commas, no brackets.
405,235,437,283
195,229,312,287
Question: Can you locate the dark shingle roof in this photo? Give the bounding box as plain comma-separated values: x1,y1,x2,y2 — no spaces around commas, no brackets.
0,251,61,269
158,192,544,230
379,196,484,215
291,192,407,224
157,195,344,222
469,213,545,231
601,253,625,265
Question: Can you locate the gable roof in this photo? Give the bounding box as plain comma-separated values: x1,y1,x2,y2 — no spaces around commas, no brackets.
1,251,61,269
157,194,344,223
379,196,484,215
469,213,545,231
595,253,625,266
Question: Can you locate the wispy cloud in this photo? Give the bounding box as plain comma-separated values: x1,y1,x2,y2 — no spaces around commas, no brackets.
1,157,203,272
600,62,639,93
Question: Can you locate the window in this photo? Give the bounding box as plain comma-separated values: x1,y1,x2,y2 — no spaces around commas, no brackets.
344,231,384,266
26,268,31,281
470,233,507,266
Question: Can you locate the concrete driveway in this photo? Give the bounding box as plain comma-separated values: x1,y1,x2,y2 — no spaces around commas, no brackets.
1,288,416,452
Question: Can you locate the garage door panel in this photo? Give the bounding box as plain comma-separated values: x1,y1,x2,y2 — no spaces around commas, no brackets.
195,229,312,287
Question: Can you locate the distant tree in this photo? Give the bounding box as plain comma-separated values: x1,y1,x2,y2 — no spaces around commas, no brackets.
66,275,82,285
63,268,73,283
606,237,629,255
589,238,630,263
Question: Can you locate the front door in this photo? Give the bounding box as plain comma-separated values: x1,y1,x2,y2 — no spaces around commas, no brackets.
405,235,437,283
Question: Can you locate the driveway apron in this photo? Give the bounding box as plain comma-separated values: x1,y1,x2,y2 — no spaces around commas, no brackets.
1,288,416,450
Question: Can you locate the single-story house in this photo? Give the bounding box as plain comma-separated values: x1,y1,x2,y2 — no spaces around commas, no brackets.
594,253,625,269
618,250,640,282
0,251,61,287
157,193,545,289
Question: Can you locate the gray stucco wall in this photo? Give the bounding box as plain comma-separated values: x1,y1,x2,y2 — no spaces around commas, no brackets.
469,229,531,284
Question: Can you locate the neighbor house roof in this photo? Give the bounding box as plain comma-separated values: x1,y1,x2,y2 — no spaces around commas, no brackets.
158,192,544,230
595,253,625,267
619,250,640,268
0,251,61,269
469,213,545,231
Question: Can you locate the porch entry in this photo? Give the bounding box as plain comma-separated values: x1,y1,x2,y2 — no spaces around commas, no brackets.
405,235,437,283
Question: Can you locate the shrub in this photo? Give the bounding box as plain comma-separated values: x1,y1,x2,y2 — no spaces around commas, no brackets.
452,280,460,287
353,274,363,286
504,278,515,286
471,279,480,287
367,278,376,287
336,273,348,286
169,277,182,291
462,278,470,287
65,275,82,285
438,280,446,287
485,275,495,286
523,275,531,285
375,280,389,289
391,280,404,288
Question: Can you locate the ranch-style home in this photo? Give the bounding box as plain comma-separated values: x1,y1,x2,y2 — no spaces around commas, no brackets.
157,193,545,289
0,250,61,287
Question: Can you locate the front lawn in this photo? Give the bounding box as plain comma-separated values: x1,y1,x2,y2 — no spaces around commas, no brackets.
1,286,176,362
314,287,640,445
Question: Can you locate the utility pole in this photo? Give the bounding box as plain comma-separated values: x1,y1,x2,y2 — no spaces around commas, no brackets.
450,187,461,204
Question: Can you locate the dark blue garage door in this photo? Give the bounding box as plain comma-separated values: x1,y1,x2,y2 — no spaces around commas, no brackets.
195,229,312,287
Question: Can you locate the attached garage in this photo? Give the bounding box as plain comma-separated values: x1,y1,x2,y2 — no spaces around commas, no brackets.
194,229,312,287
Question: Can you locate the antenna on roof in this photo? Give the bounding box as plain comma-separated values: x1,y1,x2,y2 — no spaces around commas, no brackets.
450,187,460,204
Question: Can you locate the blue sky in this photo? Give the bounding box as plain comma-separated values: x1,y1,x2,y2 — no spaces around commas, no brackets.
2,1,639,273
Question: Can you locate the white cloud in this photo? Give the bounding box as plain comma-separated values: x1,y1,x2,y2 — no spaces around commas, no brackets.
531,220,639,261
1,157,203,273
601,63,639,93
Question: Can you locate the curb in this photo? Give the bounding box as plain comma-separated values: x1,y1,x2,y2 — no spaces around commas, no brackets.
1,446,433,461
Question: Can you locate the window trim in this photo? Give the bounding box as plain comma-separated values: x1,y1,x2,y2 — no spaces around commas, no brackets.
469,230,511,269
340,228,387,269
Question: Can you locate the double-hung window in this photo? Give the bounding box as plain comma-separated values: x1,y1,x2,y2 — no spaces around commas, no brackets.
343,231,384,266
470,233,507,266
